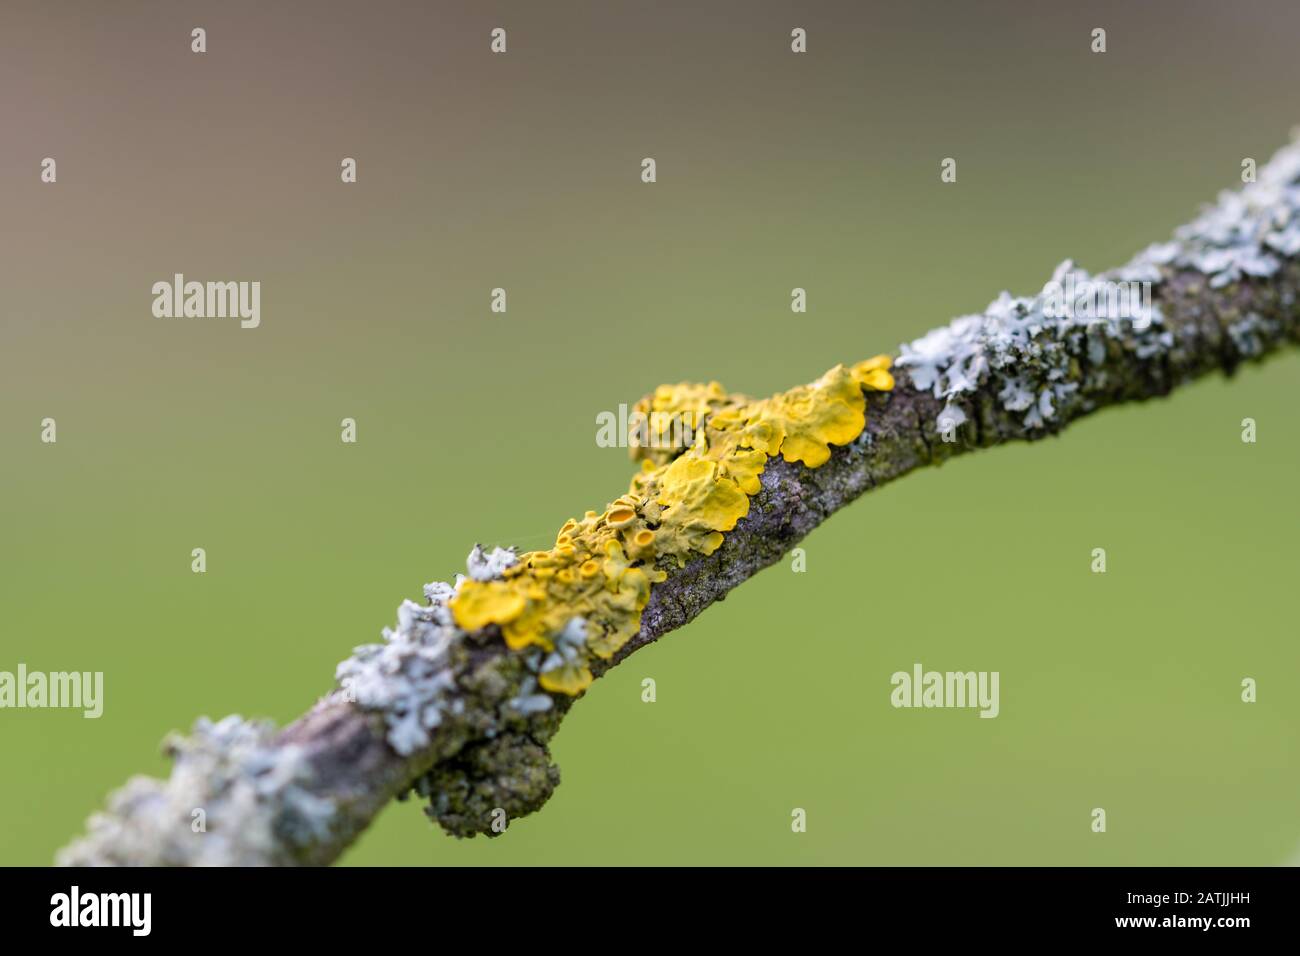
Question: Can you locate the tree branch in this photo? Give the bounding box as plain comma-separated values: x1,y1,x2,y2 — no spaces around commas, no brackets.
57,137,1300,866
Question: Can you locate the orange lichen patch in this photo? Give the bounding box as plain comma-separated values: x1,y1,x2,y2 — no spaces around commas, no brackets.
718,447,767,496
450,492,666,681
852,355,895,392
538,663,594,696
652,456,749,560
629,380,739,467
765,364,869,468
448,581,525,634
449,355,894,696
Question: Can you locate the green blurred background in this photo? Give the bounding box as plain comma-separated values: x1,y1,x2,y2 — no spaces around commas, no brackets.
2,0,1298,865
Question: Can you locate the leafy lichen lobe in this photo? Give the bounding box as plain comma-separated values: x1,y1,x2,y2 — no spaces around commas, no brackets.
449,357,895,696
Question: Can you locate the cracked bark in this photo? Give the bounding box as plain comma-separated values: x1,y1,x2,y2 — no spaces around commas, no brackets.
57,206,1300,869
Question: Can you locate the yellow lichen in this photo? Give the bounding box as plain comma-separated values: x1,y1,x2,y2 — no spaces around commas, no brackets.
448,580,525,635
628,381,732,466
852,355,895,392
760,364,868,468
449,355,894,696
538,663,594,696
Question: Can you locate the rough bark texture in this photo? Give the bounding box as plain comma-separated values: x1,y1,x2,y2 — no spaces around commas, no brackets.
56,153,1300,868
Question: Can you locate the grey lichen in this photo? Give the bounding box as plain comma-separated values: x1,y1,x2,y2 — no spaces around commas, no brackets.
898,137,1300,432
508,674,555,715
57,715,335,867
898,258,1169,433
335,546,526,756
1226,311,1283,359
1147,140,1300,287
466,543,519,582
326,544,574,840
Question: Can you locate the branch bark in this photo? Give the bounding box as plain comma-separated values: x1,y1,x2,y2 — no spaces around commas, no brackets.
57,139,1300,867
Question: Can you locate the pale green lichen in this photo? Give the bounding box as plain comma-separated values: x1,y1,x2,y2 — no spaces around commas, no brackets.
417,733,560,839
